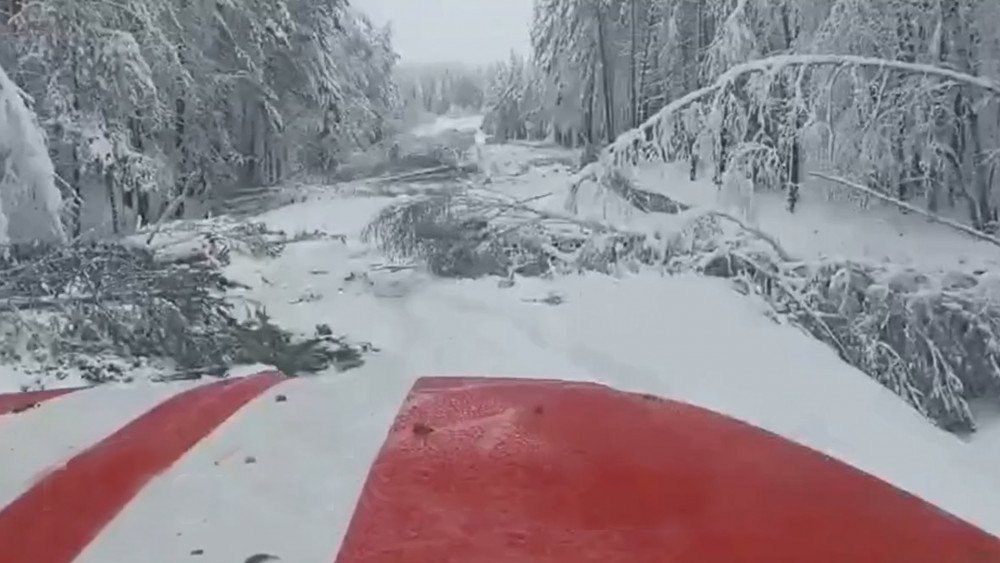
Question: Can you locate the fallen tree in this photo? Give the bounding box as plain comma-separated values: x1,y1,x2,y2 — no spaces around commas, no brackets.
663,210,1000,433
365,162,1000,433
1,220,369,389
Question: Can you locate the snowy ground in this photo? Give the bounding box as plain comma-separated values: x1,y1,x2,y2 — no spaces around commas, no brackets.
634,162,1000,272
625,159,1000,455
4,119,1000,556
211,131,1000,536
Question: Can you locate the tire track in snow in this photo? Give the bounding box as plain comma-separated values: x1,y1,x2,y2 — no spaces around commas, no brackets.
409,282,647,384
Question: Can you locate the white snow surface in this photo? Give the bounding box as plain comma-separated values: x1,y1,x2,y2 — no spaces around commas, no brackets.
633,161,1000,272
4,120,1000,560
409,113,483,137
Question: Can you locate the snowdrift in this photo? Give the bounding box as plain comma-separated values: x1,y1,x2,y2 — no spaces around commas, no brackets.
2,373,999,562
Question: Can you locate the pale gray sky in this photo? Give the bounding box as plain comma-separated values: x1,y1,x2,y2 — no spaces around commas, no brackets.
353,0,534,65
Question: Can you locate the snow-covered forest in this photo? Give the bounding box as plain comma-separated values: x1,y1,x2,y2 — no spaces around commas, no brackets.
6,0,1000,551
477,0,1000,232
469,0,1000,433
395,62,487,123
0,0,396,239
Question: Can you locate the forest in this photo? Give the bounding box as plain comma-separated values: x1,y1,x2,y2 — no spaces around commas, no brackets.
0,0,396,240
5,0,1000,238
482,0,1000,233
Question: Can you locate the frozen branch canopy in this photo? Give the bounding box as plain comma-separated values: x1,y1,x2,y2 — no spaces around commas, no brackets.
606,53,1000,167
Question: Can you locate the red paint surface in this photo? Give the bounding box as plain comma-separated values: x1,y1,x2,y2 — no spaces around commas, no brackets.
336,376,1000,563
0,372,285,563
0,387,81,415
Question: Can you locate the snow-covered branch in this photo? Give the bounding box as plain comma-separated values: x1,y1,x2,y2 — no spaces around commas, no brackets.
0,63,65,245
606,53,1000,165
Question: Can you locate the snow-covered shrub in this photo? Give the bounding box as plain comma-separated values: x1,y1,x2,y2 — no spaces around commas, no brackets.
363,164,693,281
0,63,65,244
363,192,541,278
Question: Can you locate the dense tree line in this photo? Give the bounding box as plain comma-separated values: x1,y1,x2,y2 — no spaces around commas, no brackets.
395,62,487,121
482,0,1000,229
0,0,397,240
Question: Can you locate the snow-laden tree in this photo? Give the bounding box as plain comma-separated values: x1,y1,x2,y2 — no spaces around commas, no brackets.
395,63,487,122
532,0,722,147
481,53,547,142
282,1,399,173
2,0,170,236
0,62,65,244
0,0,398,239
535,0,1000,430
532,0,610,146
527,0,1000,230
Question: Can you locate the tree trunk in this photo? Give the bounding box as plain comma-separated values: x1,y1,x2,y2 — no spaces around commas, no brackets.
695,0,708,90
596,7,615,143
70,146,82,238
582,54,597,145
941,0,993,229
68,47,83,238
687,0,708,179
629,0,639,129
968,110,995,229
779,3,801,213
636,1,657,123
106,167,120,235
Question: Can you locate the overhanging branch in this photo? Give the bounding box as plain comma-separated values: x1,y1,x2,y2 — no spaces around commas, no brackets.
607,53,1000,162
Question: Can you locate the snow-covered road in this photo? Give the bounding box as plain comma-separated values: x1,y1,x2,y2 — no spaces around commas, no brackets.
222,140,1000,537
4,127,1000,561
